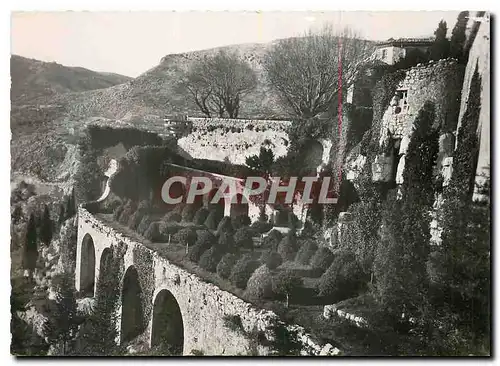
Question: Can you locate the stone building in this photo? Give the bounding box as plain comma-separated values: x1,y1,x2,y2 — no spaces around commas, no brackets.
373,37,434,65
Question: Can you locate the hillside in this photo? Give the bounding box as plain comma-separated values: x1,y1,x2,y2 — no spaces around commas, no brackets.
36,41,288,122
10,38,370,182
10,55,132,104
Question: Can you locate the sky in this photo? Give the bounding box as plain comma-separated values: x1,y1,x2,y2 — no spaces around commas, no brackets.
11,11,461,77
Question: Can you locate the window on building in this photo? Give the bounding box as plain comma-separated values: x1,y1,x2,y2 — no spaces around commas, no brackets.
394,89,409,114
381,49,387,60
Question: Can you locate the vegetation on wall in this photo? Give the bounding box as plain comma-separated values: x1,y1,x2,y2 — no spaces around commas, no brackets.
447,66,482,200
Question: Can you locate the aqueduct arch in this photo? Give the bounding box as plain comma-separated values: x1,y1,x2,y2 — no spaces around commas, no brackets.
80,234,96,297
97,247,113,289
150,289,184,355
120,265,145,344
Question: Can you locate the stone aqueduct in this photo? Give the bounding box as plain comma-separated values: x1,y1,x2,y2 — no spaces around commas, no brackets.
75,207,339,356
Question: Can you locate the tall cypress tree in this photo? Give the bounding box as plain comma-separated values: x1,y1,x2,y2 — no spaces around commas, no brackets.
43,272,79,355
73,250,124,355
449,11,469,62
23,213,38,274
430,20,450,60
40,205,53,246
375,102,439,319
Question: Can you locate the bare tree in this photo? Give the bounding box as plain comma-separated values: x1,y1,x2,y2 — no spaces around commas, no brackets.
182,50,257,118
263,26,374,119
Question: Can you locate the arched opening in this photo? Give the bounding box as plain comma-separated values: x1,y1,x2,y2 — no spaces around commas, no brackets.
97,247,112,290
80,234,96,297
151,289,184,355
229,193,249,218
120,266,145,344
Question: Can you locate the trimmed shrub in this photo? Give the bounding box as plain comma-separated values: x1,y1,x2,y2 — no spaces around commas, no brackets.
173,227,197,246
217,232,236,253
196,229,216,244
310,247,335,274
144,222,163,242
231,215,251,230
188,244,206,263
112,203,125,221
193,207,210,225
261,230,283,251
288,212,300,230
137,215,152,236
118,200,136,225
102,197,122,214
229,254,260,289
216,216,234,236
128,210,146,231
204,209,224,230
261,251,283,270
199,247,224,272
250,220,273,234
317,251,366,302
277,232,299,261
234,227,255,250
217,253,238,279
181,204,199,222
245,265,274,300
163,211,182,223
272,270,303,306
159,222,181,241
295,239,318,265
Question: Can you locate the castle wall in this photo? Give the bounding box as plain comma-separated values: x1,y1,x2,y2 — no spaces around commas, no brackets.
178,118,291,165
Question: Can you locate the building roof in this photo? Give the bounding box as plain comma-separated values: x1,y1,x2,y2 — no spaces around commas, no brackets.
376,37,435,48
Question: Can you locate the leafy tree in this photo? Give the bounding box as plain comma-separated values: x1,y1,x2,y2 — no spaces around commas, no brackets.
263,25,373,118
430,20,450,60
182,50,257,118
43,272,79,355
245,147,275,175
23,213,38,275
449,11,469,62
39,205,53,246
272,270,303,308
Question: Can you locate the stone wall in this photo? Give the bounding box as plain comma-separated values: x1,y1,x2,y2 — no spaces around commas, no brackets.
376,59,464,185
178,117,291,165
76,206,340,356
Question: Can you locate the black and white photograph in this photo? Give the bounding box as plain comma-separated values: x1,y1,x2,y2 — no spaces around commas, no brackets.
9,9,491,357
